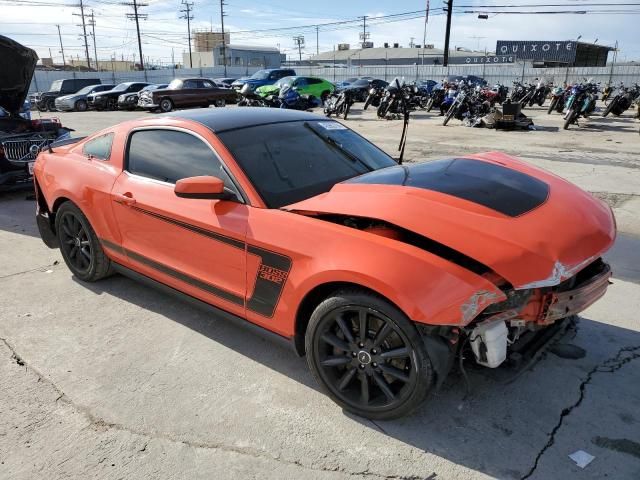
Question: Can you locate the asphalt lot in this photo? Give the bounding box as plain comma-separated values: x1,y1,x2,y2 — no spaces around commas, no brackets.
1,104,639,480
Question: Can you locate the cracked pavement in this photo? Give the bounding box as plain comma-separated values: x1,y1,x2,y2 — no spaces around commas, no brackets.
1,107,639,479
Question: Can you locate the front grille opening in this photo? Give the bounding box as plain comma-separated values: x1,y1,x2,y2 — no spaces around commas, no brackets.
556,258,607,292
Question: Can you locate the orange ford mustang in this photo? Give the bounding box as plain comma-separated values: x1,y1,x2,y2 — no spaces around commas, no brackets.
34,108,615,419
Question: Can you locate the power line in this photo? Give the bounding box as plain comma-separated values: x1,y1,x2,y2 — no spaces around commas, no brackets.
179,0,193,68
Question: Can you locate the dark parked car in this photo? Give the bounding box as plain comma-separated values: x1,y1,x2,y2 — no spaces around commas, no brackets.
117,84,168,110
138,78,237,113
55,84,115,112
87,82,150,110
231,69,296,92
32,77,102,112
338,78,388,102
0,35,71,190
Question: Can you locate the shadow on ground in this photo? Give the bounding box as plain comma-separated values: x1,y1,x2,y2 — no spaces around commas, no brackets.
76,269,640,479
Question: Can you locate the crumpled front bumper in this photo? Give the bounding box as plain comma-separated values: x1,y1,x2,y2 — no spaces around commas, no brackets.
542,262,611,323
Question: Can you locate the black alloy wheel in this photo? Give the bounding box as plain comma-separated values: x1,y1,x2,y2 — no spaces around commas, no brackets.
107,98,117,111
47,98,57,112
306,291,433,420
55,202,112,282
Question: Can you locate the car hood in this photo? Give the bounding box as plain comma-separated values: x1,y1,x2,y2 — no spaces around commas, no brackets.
256,85,279,94
284,152,616,289
0,35,38,114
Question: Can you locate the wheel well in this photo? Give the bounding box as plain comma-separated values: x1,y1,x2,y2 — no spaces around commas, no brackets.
293,281,404,356
52,196,71,213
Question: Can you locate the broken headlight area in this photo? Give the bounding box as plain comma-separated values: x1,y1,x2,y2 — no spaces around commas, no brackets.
465,258,610,368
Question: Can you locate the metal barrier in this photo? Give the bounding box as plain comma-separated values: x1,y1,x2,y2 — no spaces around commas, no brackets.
30,63,640,93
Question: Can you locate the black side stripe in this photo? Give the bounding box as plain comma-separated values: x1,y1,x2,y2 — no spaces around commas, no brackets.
130,205,245,250
101,239,244,306
100,208,292,318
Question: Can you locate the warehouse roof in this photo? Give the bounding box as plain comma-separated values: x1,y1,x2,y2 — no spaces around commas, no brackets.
309,47,487,62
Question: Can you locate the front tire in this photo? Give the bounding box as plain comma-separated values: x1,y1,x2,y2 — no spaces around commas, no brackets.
159,98,173,113
564,109,577,130
305,290,434,420
75,100,88,112
55,202,112,282
547,98,558,114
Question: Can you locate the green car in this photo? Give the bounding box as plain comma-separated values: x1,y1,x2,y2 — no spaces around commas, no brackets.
256,76,334,100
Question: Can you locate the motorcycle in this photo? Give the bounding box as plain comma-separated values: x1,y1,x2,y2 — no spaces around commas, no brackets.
278,84,320,111
527,78,551,107
602,83,640,117
324,89,355,119
363,84,384,110
377,78,406,118
442,82,491,126
547,85,569,114
425,82,447,112
563,82,599,130
237,83,266,107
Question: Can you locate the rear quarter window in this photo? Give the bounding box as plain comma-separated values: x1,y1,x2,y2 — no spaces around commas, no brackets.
82,133,114,160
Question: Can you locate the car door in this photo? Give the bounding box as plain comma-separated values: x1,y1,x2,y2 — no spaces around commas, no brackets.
110,127,248,318
200,79,220,104
185,79,206,107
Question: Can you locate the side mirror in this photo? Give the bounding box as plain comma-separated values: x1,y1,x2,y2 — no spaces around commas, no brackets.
175,176,232,200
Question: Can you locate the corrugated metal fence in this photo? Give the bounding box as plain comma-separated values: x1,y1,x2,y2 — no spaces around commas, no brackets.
30,63,640,93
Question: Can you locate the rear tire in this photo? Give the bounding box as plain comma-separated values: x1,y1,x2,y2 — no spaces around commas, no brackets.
75,100,88,112
305,290,434,420
55,202,113,282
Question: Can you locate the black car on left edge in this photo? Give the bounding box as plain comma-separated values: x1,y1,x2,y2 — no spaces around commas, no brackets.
88,82,151,110
0,35,71,191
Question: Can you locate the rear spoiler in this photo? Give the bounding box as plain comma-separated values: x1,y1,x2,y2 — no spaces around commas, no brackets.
49,136,86,149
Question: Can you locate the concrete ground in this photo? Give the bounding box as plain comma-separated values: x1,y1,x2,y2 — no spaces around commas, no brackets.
1,104,639,480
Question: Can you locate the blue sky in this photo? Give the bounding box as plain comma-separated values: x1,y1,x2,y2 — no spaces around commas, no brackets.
3,0,638,65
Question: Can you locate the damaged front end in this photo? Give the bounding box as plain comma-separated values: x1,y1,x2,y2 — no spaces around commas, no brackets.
463,258,611,369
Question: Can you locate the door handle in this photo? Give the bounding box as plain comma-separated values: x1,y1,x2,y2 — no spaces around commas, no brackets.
114,192,136,206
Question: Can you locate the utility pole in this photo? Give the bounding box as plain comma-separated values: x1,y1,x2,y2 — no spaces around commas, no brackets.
72,0,91,69
125,0,148,71
443,0,453,66
220,0,227,76
422,0,430,65
316,25,319,56
89,11,98,70
293,35,305,62
180,0,194,68
359,16,369,48
56,24,66,67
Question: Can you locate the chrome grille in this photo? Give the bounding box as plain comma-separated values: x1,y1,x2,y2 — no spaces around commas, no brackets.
1,137,54,162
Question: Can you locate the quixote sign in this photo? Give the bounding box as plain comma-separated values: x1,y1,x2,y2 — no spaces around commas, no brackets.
496,40,577,62
449,55,515,65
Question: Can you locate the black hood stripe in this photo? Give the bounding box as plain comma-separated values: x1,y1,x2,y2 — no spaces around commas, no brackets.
347,158,549,217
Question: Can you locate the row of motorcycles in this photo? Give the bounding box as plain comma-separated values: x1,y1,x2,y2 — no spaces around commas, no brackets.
237,76,640,132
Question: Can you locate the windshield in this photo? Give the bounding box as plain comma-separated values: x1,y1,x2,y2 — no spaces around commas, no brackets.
75,84,100,95
352,79,370,86
112,83,132,92
250,70,270,80
274,77,294,88
218,120,396,208
48,80,63,92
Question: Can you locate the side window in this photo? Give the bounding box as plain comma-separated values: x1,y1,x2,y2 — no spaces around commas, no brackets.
83,133,114,161
183,80,197,88
201,80,214,88
126,129,236,190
